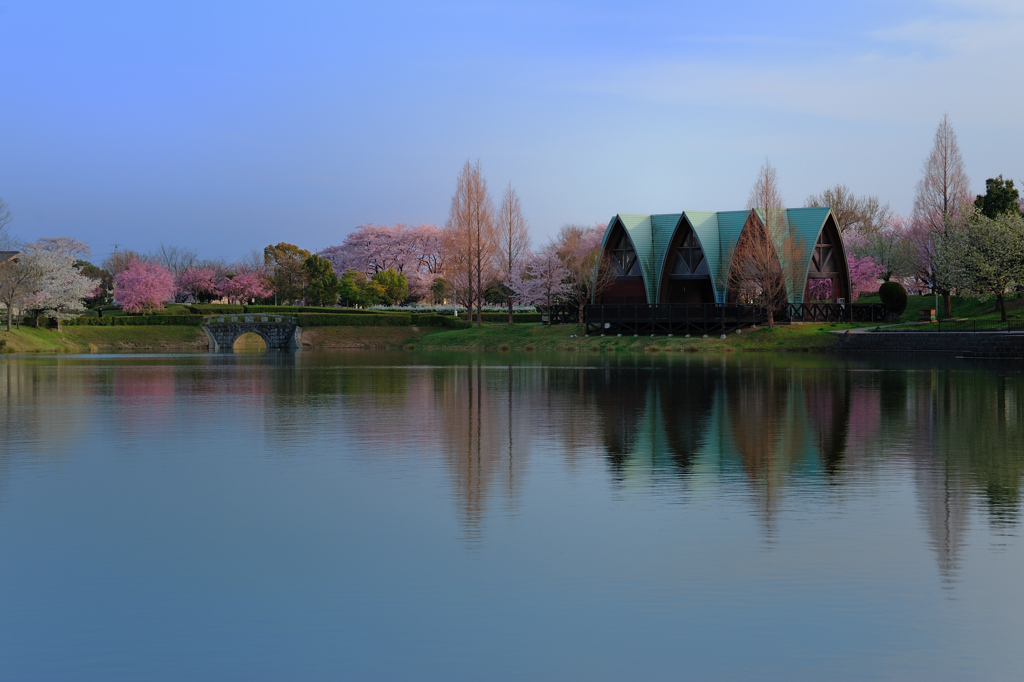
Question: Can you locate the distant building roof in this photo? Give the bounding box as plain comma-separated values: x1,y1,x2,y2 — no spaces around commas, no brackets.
0,251,19,265
600,207,842,304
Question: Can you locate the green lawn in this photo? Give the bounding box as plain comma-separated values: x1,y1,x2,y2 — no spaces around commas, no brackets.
407,321,852,353
0,325,208,353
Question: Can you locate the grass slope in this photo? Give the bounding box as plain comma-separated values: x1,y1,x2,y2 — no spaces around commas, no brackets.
302,322,849,353
0,326,208,353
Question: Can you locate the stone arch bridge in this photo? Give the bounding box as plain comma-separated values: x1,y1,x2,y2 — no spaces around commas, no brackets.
202,315,302,352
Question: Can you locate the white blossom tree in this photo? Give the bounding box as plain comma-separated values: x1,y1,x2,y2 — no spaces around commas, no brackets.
935,208,1024,322
509,244,571,310
21,239,97,330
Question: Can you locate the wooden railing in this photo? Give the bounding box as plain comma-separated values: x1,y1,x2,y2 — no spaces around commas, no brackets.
583,304,767,335
785,303,888,323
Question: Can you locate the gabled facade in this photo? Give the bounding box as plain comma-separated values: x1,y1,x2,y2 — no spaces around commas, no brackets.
598,207,849,305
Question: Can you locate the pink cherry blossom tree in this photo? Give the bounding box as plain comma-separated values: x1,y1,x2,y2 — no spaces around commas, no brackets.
319,223,445,301
218,263,272,304
848,253,883,300
114,259,176,313
807,254,881,302
176,267,219,303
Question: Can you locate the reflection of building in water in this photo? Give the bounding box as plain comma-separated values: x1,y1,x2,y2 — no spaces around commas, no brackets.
588,361,720,486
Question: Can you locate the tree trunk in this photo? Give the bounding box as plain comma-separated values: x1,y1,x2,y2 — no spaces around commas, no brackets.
56,308,62,332
943,292,952,317
998,293,1007,322
767,308,775,329
5,305,11,332
508,300,513,325
32,311,41,328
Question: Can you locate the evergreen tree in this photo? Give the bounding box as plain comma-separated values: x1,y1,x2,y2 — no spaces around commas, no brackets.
974,175,1022,219
302,254,341,306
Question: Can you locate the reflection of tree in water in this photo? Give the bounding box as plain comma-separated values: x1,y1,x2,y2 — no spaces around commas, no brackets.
901,369,1024,581
724,366,811,532
7,354,1024,582
429,364,534,544
802,371,851,478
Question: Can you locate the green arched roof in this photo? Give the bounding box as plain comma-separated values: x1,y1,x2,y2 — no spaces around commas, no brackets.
603,207,840,304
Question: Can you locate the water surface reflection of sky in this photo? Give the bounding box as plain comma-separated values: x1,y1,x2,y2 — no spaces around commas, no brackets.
0,352,1021,680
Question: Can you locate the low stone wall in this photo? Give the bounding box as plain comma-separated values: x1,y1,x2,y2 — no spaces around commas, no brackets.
831,332,1024,358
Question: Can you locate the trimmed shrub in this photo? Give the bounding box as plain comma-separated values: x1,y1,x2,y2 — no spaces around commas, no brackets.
878,281,909,316
474,312,543,323
296,314,412,327
408,313,471,329
189,304,245,315
67,315,206,326
244,305,407,315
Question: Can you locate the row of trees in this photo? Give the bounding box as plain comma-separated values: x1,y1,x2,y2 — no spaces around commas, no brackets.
842,116,1023,318
319,161,610,325
733,115,1024,324
3,114,1019,328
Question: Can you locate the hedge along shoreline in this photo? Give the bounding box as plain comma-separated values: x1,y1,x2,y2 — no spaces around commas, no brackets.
244,305,409,315
63,311,478,329
67,315,207,326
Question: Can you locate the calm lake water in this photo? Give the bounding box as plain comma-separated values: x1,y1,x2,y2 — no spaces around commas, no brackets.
1,351,1023,680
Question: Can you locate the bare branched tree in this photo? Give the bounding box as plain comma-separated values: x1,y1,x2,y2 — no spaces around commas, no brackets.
0,198,11,237
730,158,806,328
102,249,145,276
913,114,973,316
495,182,530,324
556,223,615,325
805,184,889,234
154,244,199,277
444,160,496,325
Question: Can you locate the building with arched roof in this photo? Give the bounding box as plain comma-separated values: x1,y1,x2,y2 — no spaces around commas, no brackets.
598,207,849,306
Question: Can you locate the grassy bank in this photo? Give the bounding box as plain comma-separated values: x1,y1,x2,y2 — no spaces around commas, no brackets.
0,326,208,353
302,322,853,353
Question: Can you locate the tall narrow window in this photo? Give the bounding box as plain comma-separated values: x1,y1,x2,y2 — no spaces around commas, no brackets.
811,231,837,276
611,233,641,277
670,231,709,277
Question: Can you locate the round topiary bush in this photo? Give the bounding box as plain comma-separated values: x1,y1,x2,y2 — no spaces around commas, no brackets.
878,281,908,316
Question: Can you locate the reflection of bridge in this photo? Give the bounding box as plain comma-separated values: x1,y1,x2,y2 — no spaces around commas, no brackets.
202,315,302,352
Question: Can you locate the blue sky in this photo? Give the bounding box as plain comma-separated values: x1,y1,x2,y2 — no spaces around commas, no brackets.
1,0,1021,263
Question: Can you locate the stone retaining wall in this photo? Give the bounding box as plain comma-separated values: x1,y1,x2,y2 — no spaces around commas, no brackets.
830,332,1024,358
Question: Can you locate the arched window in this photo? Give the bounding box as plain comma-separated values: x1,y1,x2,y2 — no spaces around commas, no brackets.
610,232,642,277
670,231,710,277
810,231,838,277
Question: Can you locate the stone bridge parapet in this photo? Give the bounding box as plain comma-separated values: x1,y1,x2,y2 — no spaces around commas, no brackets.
202,315,302,352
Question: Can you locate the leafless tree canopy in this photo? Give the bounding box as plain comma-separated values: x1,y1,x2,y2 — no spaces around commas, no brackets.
496,182,530,323
154,244,199,277
0,198,12,237
914,113,973,233
102,249,145,276
444,160,496,325
911,114,973,315
556,223,615,324
731,158,806,327
805,184,889,234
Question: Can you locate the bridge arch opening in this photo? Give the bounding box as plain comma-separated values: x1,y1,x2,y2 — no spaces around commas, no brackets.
233,331,268,352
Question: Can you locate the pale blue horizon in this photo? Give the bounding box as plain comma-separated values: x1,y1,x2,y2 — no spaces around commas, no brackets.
1,0,1021,264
